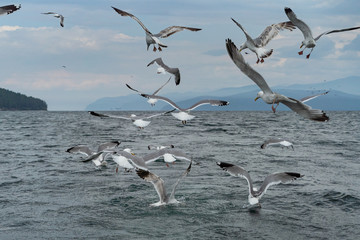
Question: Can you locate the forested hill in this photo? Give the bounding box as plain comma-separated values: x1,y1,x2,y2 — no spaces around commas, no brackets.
0,88,47,110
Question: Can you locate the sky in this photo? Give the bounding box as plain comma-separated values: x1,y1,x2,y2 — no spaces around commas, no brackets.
1,0,360,110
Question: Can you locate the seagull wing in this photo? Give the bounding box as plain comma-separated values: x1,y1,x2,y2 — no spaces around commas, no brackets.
136,169,167,203
314,26,360,41
0,4,21,15
144,148,192,164
153,77,171,95
169,161,192,201
59,14,64,27
225,38,273,94
186,99,229,111
114,151,148,170
142,109,176,119
97,141,121,152
111,6,152,34
260,138,283,149
126,84,142,94
155,26,201,38
147,58,180,85
231,18,257,45
300,91,329,103
257,172,303,198
254,21,296,47
140,94,182,110
284,7,313,40
280,97,329,122
66,145,93,156
89,111,131,120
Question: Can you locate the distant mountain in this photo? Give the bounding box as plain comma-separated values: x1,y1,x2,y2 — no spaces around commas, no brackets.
86,76,360,111
0,88,47,110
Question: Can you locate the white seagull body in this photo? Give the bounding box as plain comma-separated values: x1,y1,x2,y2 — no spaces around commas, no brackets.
66,141,121,166
147,58,181,85
111,6,201,51
284,7,360,58
217,162,303,207
111,148,136,172
261,138,294,150
140,94,229,124
136,160,192,206
126,77,171,106
89,110,174,129
231,18,295,63
0,4,21,16
225,38,329,122
42,12,64,27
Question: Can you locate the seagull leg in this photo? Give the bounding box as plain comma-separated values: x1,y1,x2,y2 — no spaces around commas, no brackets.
271,98,278,113
256,58,260,64
116,166,119,173
166,163,169,167
258,203,262,208
306,48,314,59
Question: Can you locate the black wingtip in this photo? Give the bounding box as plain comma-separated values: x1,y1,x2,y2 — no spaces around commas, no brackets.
136,169,150,180
216,161,234,169
284,7,292,14
285,172,304,179
260,144,266,149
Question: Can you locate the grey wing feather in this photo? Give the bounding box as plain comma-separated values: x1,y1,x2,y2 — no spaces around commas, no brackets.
97,141,121,152
89,111,131,120
136,169,167,203
281,97,329,122
66,145,93,156
225,39,273,94
186,99,229,111
142,109,175,119
143,148,191,164
254,21,296,47
284,7,313,40
126,84,142,94
155,26,201,38
153,77,171,95
231,18,256,45
111,6,152,34
115,151,148,170
258,172,303,197
314,26,360,41
140,94,182,110
261,138,283,149
169,161,192,201
300,91,329,103
147,58,180,85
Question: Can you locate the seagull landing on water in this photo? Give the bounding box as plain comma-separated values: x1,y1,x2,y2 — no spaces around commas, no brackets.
284,7,360,59
231,18,295,64
111,6,201,52
217,162,303,208
139,94,229,124
66,141,121,167
42,12,64,27
0,4,21,16
126,77,171,106
136,160,192,206
261,138,294,150
147,58,181,85
226,38,329,122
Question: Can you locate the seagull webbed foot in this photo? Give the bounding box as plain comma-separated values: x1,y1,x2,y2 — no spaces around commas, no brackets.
158,46,162,51
153,46,157,52
256,58,260,64
260,58,264,63
298,51,303,55
306,54,311,59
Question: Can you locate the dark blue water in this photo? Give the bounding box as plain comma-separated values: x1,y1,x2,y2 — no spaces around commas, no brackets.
0,111,359,239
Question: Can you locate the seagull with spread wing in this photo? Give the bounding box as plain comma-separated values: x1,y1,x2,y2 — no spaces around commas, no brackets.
217,162,303,208
147,58,181,85
284,7,360,59
42,12,64,27
111,6,201,51
225,38,329,122
231,18,295,63
0,4,21,16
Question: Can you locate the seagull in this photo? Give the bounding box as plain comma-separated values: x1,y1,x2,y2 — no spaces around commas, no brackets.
147,58,181,85
136,160,192,206
217,162,303,208
140,94,229,124
0,4,21,16
260,138,294,150
89,110,175,129
231,18,295,63
144,147,193,167
111,148,136,172
284,7,360,59
42,12,64,27
111,6,201,51
225,38,329,122
66,141,121,167
126,77,171,106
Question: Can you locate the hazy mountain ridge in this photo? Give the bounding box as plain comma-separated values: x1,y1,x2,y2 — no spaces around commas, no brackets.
0,88,47,111
86,76,360,111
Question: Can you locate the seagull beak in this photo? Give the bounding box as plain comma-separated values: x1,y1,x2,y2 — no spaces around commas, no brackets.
254,97,260,101
131,152,135,156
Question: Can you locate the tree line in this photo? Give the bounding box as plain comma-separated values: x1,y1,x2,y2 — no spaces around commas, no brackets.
0,88,47,110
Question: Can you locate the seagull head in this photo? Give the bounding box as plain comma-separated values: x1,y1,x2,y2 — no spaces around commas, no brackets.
123,148,135,156
255,91,264,101
239,43,247,52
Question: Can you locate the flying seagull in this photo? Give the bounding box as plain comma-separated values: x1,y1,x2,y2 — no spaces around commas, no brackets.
147,58,181,85
0,4,21,16
111,6,201,51
139,94,229,124
217,161,303,208
231,18,295,63
126,77,171,106
42,12,64,27
260,138,294,150
225,38,329,122
136,160,192,206
284,7,360,59
144,147,193,167
89,110,175,129
66,141,121,166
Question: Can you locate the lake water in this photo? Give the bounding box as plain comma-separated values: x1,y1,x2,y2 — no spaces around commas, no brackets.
0,111,359,239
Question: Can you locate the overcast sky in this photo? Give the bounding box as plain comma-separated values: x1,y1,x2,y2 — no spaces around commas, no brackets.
1,0,359,110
